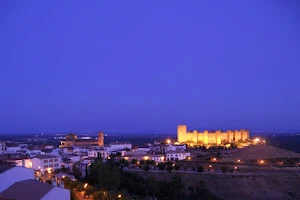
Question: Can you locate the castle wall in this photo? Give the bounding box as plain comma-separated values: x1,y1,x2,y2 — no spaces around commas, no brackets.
177,125,249,145
234,130,242,141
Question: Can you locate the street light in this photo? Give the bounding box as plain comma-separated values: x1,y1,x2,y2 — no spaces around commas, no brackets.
118,194,122,198
213,158,217,161
84,183,88,188
237,159,241,163
166,139,171,144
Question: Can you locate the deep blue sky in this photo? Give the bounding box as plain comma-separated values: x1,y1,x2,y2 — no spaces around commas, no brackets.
0,1,300,134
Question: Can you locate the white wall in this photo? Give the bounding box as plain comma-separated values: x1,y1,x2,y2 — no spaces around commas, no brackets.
41,187,70,200
0,167,34,193
6,146,21,153
110,143,132,151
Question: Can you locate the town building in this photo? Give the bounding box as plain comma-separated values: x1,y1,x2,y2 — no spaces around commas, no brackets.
88,149,110,159
5,143,21,153
166,151,191,161
177,125,250,145
0,142,6,155
0,165,35,193
59,132,104,148
0,179,70,200
110,141,132,151
152,154,166,163
137,146,150,152
30,155,61,172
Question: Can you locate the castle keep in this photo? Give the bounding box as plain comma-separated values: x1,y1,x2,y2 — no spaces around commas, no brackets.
177,125,249,145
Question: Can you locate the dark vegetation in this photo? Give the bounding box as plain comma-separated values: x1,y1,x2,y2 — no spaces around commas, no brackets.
63,156,218,200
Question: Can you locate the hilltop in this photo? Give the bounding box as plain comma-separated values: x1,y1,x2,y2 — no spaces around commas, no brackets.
230,145,300,160
137,172,300,200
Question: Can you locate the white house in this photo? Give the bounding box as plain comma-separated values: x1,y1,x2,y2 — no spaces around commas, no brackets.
137,146,150,152
110,142,132,151
166,151,191,161
5,143,21,153
166,144,186,152
65,155,80,162
0,179,70,200
30,155,61,172
88,149,110,159
152,154,166,163
0,166,34,193
27,149,44,157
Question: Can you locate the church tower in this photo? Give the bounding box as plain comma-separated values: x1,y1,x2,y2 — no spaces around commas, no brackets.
177,125,187,143
97,132,104,146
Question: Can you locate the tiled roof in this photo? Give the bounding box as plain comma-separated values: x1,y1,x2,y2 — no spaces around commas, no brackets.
0,180,54,200
34,155,59,159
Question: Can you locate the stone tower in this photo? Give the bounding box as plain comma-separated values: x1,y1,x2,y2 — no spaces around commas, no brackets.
97,132,104,146
177,125,187,143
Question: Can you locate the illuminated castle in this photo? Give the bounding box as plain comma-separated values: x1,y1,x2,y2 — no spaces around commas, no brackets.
60,132,104,148
177,125,249,145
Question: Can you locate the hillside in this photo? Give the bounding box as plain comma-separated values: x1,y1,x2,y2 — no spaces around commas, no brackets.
230,145,300,160
137,172,300,200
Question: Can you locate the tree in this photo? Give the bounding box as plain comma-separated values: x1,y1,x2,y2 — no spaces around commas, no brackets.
197,166,204,172
116,152,122,158
88,158,121,190
76,182,84,192
139,159,145,165
166,165,173,172
149,160,156,166
131,159,138,165
158,163,166,171
61,165,69,173
174,165,180,171
85,185,97,196
143,164,150,172
85,164,89,180
72,162,82,180
221,166,228,173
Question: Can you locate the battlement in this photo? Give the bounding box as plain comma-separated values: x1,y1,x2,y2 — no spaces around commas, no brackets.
177,125,249,145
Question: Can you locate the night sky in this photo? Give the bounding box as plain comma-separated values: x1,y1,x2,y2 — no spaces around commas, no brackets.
0,1,299,134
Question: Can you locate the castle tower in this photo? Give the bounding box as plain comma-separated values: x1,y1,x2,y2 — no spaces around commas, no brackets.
177,125,187,143
97,132,104,146
203,130,209,145
227,130,234,143
216,130,221,145
234,130,242,141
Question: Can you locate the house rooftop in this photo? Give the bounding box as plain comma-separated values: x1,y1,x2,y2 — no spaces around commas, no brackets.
34,154,59,159
110,141,131,145
0,179,56,200
0,161,15,174
5,143,19,147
